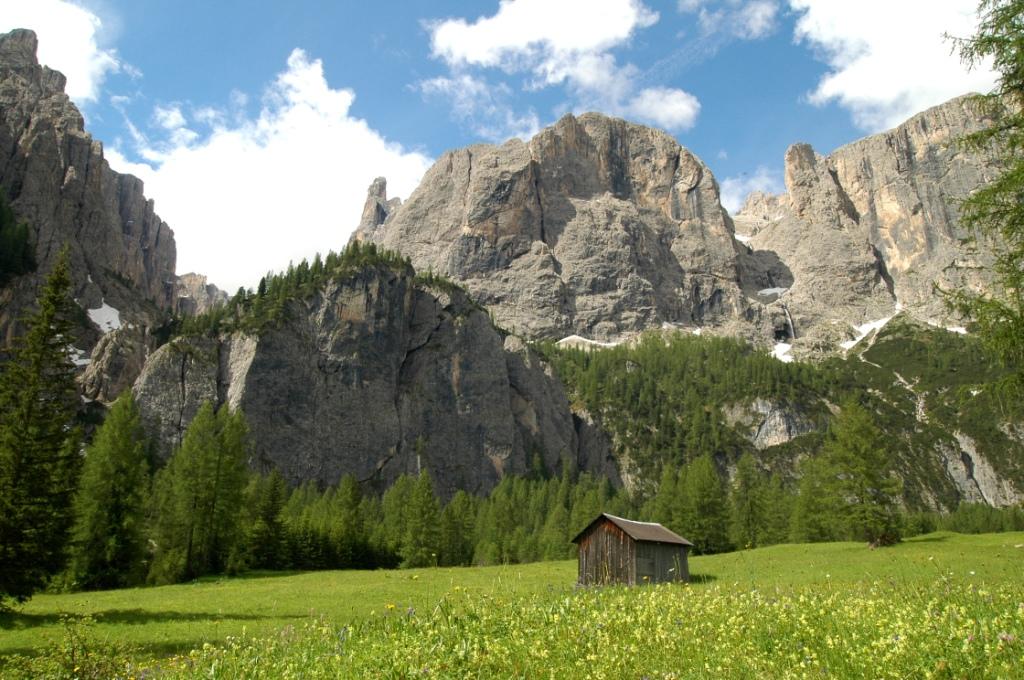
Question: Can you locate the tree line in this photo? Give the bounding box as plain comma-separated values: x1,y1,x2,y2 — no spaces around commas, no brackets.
171,240,413,338
0,190,34,286
1,251,1022,610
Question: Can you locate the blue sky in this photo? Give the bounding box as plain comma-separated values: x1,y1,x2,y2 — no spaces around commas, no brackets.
1,0,996,291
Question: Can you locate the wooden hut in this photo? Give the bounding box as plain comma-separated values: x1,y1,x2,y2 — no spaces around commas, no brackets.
572,513,693,586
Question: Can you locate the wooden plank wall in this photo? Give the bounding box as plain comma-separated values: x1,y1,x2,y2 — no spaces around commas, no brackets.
636,542,689,583
578,520,635,585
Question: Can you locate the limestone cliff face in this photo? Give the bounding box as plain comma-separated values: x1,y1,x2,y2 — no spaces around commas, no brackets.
0,29,176,348
722,398,820,450
133,265,614,497
739,95,1000,355
355,113,750,341
358,97,999,357
174,273,228,316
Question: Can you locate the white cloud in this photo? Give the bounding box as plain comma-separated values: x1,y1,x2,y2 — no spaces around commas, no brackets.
108,49,433,292
0,0,121,103
429,0,658,68
624,87,700,130
153,105,187,130
424,0,700,135
735,1,778,39
678,0,780,40
150,104,199,147
419,74,540,141
790,0,998,131
719,166,783,213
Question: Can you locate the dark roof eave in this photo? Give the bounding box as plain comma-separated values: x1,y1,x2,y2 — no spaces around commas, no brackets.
571,512,694,546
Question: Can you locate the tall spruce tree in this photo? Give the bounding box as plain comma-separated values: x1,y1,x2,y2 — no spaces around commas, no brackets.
241,470,288,570
759,475,795,546
148,402,250,583
822,401,903,546
0,191,34,285
649,464,679,528
65,393,151,590
0,250,82,605
682,455,731,554
439,490,477,566
729,452,765,549
791,457,842,543
374,474,416,561
401,470,441,568
948,0,1024,398
329,475,369,567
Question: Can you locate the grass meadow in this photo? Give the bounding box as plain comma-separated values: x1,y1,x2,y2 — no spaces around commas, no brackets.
1,531,1022,678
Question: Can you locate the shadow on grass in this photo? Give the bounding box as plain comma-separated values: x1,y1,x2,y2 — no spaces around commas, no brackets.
904,535,951,544
0,608,306,629
688,573,716,584
0,636,250,662
195,569,307,582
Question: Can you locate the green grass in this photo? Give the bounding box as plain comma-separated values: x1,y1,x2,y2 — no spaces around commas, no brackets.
0,561,571,660
2,532,1023,678
687,530,1024,586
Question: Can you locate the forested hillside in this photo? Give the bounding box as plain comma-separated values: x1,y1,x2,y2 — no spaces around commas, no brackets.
539,317,1024,510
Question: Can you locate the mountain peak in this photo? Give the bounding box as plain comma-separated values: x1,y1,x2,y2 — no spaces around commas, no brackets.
0,29,39,68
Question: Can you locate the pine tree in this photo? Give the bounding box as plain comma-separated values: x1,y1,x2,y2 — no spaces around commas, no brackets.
650,464,678,528
439,490,477,566
65,394,151,590
329,475,368,567
947,0,1024,398
0,250,82,605
148,402,250,583
538,502,572,560
374,474,415,561
401,470,441,568
241,470,288,570
682,455,731,554
823,401,903,546
790,457,841,543
0,191,35,285
759,475,795,545
729,453,765,549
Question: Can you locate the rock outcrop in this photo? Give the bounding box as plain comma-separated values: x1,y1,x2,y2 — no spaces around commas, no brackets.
738,95,1000,356
354,113,756,341
133,264,614,497
357,97,1000,358
722,398,819,450
174,273,228,316
0,29,177,350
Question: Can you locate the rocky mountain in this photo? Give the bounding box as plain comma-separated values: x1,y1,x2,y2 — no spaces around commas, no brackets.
735,95,1000,357
356,97,1000,360
0,30,177,354
353,113,755,341
133,261,616,497
174,273,229,316
2,25,1016,509
545,315,1023,509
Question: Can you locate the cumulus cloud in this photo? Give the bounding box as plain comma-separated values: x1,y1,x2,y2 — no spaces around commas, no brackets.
429,0,658,68
424,0,700,135
0,0,123,103
719,166,783,214
419,74,541,141
109,50,433,292
623,87,700,130
790,0,998,131
678,0,780,40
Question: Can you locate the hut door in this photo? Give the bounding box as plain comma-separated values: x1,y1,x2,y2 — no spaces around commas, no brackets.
636,543,656,582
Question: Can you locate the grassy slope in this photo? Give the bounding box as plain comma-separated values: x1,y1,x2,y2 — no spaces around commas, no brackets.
0,562,569,659
2,532,1021,662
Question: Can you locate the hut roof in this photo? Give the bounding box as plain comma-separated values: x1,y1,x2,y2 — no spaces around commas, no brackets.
571,513,694,546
